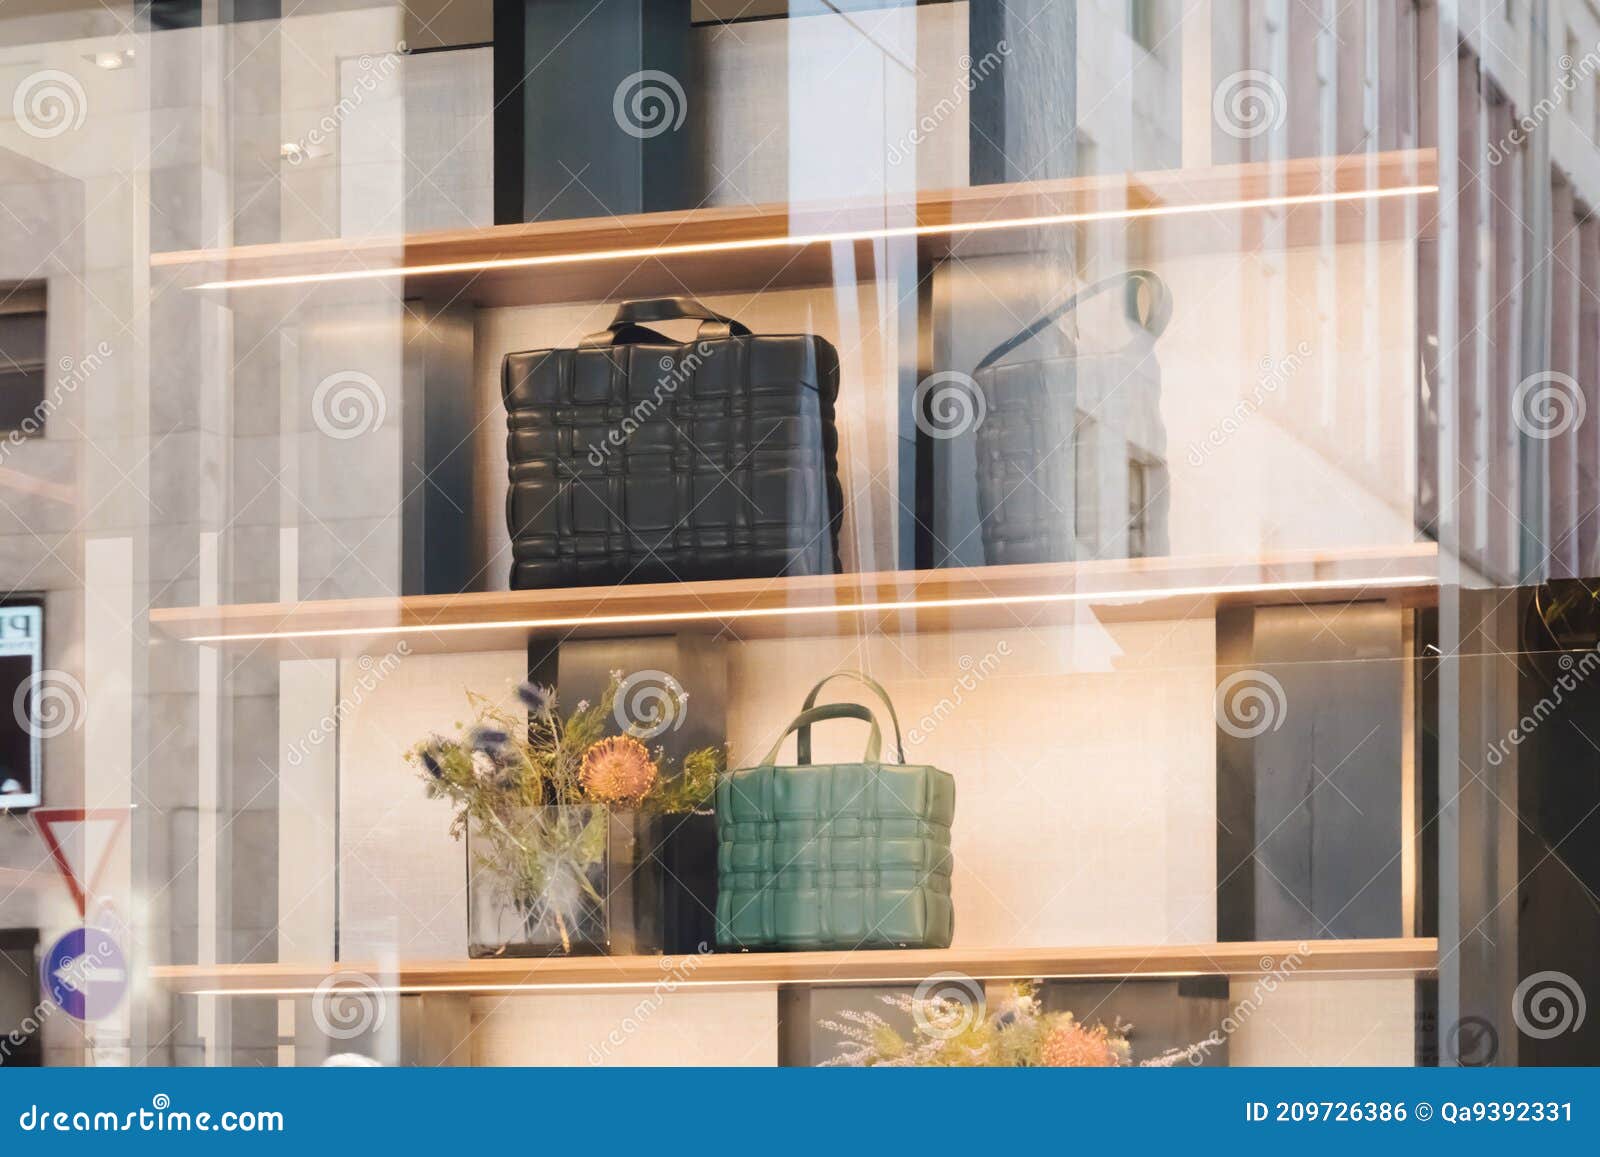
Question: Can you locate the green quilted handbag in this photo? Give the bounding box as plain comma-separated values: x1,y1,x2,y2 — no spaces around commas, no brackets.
715,673,955,951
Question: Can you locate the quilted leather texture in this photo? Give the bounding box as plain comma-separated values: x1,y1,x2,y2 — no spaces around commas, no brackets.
972,357,1078,566
502,326,843,589
970,270,1170,566
973,347,1168,565
715,762,955,950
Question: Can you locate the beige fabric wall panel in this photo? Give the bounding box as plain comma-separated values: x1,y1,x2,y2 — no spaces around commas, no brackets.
338,649,524,959
470,989,779,1067
1227,978,1417,1066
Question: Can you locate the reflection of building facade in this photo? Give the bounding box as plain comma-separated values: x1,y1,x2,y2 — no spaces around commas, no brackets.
1209,1,1600,586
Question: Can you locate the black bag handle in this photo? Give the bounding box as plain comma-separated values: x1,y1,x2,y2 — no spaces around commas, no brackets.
974,270,1170,372
581,297,752,348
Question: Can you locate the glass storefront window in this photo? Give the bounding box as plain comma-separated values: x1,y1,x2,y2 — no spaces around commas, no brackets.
0,0,1593,1075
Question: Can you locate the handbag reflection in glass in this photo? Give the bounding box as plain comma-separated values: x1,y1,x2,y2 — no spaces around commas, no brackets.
716,673,955,951
971,269,1172,565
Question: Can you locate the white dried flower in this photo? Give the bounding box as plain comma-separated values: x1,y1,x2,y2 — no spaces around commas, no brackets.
471,751,496,781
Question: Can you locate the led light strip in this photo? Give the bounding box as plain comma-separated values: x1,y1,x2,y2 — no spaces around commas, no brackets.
177,957,1434,997
180,573,1436,644
195,183,1438,291
180,971,1208,997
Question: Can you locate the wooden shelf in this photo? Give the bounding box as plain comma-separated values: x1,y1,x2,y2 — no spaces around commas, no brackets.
151,150,1436,308
150,937,1437,995
149,543,1439,657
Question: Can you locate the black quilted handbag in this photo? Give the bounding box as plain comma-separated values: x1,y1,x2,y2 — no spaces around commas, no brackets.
502,298,843,589
971,270,1171,566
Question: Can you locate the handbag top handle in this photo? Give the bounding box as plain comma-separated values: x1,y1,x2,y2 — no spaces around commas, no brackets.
761,703,882,767
800,671,905,763
580,296,752,349
974,269,1171,372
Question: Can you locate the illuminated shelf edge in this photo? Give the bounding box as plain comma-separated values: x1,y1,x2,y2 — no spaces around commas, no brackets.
180,574,1436,644
190,185,1437,291
149,937,1439,995
149,149,1439,302
148,546,1441,649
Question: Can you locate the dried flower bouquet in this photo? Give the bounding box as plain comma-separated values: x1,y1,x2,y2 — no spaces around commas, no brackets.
410,673,723,953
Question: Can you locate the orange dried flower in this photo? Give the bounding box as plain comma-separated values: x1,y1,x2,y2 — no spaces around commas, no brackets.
580,735,659,805
1037,1021,1120,1068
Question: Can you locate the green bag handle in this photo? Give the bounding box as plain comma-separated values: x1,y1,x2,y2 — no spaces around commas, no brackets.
762,703,882,767
799,671,906,764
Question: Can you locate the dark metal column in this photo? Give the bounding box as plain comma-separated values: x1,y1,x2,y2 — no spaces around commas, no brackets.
494,0,696,224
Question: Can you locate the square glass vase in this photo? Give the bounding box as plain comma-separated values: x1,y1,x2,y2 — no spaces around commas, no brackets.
465,806,719,958
466,805,610,958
